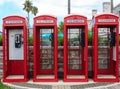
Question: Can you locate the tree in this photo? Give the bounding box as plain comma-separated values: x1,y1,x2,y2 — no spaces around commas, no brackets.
23,0,33,27
23,0,38,27
58,22,64,33
32,6,38,16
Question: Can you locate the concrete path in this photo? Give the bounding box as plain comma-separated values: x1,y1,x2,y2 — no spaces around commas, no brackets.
2,80,120,89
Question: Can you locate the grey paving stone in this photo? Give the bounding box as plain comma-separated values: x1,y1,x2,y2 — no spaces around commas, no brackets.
71,82,114,89
11,83,52,89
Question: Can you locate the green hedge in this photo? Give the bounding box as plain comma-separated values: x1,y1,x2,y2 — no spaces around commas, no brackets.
0,35,2,46
0,34,120,46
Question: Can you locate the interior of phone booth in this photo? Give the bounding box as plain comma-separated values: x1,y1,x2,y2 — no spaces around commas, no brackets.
36,27,55,79
66,27,86,79
97,26,117,79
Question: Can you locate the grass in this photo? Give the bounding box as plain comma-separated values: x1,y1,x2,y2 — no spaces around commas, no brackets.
0,80,14,89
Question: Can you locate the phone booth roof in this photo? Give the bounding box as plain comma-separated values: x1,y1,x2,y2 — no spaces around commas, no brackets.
93,13,119,26
34,15,57,26
3,15,26,27
64,14,87,26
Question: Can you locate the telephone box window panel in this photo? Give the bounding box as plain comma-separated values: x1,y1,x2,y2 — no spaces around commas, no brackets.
40,28,54,70
40,29,53,46
68,28,82,70
98,28,110,69
9,29,24,60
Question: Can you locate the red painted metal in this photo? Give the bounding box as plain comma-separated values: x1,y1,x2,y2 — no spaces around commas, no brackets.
33,15,58,82
2,15,28,82
92,13,119,82
64,15,88,82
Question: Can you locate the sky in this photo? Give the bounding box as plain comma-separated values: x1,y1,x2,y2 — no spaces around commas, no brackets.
0,0,120,31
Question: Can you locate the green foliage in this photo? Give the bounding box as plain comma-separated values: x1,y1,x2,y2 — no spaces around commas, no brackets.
88,30,92,46
119,35,120,45
0,80,14,89
29,34,33,46
23,0,38,16
23,0,33,13
58,37,63,46
58,22,64,33
32,6,38,16
23,0,38,27
58,22,64,46
0,35,2,46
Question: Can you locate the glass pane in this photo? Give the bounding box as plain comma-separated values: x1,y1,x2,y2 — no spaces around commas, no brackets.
98,28,110,69
67,28,82,70
40,28,54,70
68,29,80,46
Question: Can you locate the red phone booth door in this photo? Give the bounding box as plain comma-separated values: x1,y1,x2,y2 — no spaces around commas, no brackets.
34,27,57,82
65,27,87,81
97,26,118,81
7,29,24,78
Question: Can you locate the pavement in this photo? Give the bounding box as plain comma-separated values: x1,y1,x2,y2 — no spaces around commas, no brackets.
2,79,120,89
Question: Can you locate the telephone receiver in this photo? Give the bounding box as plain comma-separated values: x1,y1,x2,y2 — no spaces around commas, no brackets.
49,33,54,47
15,34,22,48
110,32,116,46
80,32,85,47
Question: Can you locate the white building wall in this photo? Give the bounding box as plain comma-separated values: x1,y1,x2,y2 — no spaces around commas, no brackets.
103,2,111,13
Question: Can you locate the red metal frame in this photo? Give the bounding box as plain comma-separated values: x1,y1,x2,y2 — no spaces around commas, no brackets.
64,15,88,82
33,15,58,82
92,13,119,82
2,15,28,82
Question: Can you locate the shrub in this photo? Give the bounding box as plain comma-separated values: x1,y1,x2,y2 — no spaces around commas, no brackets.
58,37,63,46
0,35,2,46
29,34,33,46
88,30,92,46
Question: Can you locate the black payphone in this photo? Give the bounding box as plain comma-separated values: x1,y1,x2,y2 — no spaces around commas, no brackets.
15,34,22,48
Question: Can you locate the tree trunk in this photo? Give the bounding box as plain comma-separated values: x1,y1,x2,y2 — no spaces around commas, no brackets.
27,12,30,28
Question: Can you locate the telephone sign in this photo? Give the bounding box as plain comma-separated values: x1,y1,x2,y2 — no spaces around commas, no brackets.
5,20,23,24
36,20,54,23
98,19,116,22
67,19,84,23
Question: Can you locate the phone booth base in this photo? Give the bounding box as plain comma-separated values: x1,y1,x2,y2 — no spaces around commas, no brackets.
64,15,88,82
93,13,119,82
3,16,28,82
33,15,58,82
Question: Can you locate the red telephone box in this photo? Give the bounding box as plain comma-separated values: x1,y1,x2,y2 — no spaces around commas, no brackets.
2,16,28,82
33,15,58,82
93,13,119,82
64,15,88,82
